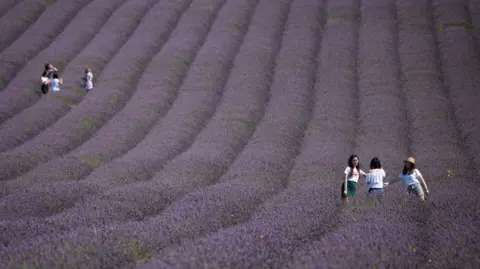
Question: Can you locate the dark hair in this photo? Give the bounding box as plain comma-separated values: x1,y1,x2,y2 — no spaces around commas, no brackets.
347,154,361,171
53,73,59,79
42,70,48,77
45,63,50,70
370,157,381,169
402,162,415,175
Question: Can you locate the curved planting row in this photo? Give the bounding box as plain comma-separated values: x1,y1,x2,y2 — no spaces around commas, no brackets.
0,0,20,19
132,1,405,268
0,0,193,182
68,0,305,239
63,0,294,227
0,1,315,266
282,212,420,269
4,0,229,193
471,0,480,48
408,0,480,267
355,0,408,170
0,0,93,92
432,0,480,175
0,0,229,220
0,0,256,202
396,0,471,184
127,1,364,268
0,0,48,55
0,0,159,153
0,0,127,124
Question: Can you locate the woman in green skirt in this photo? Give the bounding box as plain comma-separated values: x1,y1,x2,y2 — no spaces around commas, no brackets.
342,154,367,198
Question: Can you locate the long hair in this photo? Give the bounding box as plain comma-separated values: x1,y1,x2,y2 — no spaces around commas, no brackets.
402,162,415,175
347,154,361,173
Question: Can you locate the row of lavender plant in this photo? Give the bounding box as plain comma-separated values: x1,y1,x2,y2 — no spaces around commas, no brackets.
0,0,255,207
282,210,420,268
0,0,49,54
129,1,407,268
0,0,21,19
0,0,194,182
54,0,296,235
278,0,476,267
0,0,93,92
0,0,159,153
412,0,480,267
100,0,329,268
0,0,298,267
0,0,228,220
433,0,480,176
0,0,253,245
470,0,480,49
282,1,480,268
0,0,126,122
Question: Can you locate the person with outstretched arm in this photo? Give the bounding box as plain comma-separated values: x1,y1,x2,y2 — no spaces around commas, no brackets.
389,157,430,202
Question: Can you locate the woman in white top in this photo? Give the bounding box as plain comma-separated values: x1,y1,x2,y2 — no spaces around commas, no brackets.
50,73,63,92
393,157,430,201
85,67,93,92
365,157,388,195
342,154,367,198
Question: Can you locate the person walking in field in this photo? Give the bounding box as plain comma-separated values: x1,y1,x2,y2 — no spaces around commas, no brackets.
50,73,63,92
40,63,58,95
42,63,58,79
342,154,367,199
84,67,93,92
365,157,388,196
391,157,430,202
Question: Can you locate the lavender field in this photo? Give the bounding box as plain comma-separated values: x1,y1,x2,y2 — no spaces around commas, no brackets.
0,0,479,268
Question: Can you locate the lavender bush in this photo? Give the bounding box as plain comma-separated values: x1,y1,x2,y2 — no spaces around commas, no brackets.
290,0,359,176
470,0,480,48
355,0,408,170
0,0,21,18
0,0,47,54
432,0,480,175
0,0,158,152
0,0,91,92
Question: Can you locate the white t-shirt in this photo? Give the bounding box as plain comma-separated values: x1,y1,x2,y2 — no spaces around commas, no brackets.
344,167,366,183
399,169,422,186
366,169,386,189
85,72,93,90
50,78,60,92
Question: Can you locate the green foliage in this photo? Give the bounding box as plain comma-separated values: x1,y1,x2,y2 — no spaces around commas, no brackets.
81,155,103,168
437,22,472,32
40,0,54,5
81,118,94,128
120,238,151,262
229,24,242,30
55,95,80,106
128,15,141,23
69,87,87,96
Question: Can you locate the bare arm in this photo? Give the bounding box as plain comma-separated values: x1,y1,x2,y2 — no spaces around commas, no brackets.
419,175,429,193
59,78,63,84
344,174,348,193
